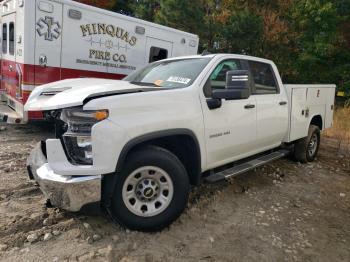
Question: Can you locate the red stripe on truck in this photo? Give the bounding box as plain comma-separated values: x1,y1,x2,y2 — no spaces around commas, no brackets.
19,63,126,86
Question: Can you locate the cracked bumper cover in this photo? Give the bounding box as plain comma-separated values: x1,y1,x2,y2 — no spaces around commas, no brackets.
27,142,101,212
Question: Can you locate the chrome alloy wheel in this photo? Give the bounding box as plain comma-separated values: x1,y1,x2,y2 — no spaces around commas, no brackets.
122,166,174,217
308,133,318,157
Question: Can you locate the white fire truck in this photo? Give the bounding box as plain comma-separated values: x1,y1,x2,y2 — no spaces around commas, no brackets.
0,0,199,123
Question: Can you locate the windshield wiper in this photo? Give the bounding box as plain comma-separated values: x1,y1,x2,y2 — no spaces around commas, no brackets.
130,81,158,87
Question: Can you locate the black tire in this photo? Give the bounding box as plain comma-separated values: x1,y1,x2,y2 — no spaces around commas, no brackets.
109,146,190,232
294,125,320,163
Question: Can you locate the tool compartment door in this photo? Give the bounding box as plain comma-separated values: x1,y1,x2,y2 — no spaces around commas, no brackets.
324,87,335,129
35,0,63,85
289,88,308,141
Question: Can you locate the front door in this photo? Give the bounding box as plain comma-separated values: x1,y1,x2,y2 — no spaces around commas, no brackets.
202,59,257,169
35,0,63,85
145,37,173,65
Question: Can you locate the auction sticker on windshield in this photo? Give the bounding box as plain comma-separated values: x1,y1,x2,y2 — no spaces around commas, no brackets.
167,76,191,85
154,80,164,86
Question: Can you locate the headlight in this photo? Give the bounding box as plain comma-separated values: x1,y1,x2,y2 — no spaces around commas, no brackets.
61,108,108,165
63,109,109,134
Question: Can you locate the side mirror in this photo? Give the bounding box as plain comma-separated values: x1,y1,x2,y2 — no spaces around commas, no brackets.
212,70,250,100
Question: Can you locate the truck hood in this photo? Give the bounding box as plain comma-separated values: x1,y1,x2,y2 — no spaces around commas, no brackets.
24,78,161,111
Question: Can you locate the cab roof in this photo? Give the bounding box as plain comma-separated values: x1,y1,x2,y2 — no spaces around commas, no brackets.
163,54,274,65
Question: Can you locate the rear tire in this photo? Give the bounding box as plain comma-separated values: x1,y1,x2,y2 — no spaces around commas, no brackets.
294,125,320,163
109,146,190,231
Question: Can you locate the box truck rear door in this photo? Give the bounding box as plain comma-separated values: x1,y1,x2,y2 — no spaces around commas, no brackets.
35,1,63,85
1,13,18,100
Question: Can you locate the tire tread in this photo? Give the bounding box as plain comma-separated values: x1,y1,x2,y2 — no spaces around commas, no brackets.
294,125,320,163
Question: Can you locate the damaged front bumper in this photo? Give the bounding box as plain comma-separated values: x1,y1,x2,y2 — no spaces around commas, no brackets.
27,142,101,212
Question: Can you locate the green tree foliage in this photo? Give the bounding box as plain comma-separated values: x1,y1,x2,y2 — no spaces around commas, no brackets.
111,0,134,15
132,0,161,21
218,11,263,55
292,0,339,82
155,0,206,34
333,0,350,94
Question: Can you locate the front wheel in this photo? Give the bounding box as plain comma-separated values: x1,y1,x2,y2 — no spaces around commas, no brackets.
109,146,190,231
294,125,320,163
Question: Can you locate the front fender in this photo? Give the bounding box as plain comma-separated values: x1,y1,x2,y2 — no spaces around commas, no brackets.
115,129,202,173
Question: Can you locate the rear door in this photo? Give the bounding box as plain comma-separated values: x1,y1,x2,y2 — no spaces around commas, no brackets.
145,37,173,64
247,60,288,150
1,13,17,99
35,0,63,85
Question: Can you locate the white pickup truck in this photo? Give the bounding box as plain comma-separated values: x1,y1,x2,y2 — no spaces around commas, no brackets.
25,54,336,231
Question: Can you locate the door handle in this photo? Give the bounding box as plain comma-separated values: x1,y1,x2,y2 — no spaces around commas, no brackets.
39,55,47,67
8,65,13,71
279,101,287,106
244,104,255,109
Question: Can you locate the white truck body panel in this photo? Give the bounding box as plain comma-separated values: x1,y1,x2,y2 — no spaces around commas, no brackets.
24,78,154,111
1,0,199,72
285,84,336,142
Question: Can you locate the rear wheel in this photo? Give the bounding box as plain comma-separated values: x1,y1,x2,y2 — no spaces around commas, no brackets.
109,146,190,231
294,125,320,163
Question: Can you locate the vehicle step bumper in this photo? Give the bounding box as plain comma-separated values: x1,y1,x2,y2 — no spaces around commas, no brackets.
205,149,290,183
27,142,102,212
0,93,25,124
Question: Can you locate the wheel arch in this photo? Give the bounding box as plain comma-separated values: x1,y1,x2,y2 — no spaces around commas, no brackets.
309,114,323,130
116,129,202,186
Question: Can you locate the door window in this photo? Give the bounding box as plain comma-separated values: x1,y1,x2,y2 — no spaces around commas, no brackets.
248,61,278,94
149,47,168,63
9,22,14,55
2,23,7,54
204,59,241,97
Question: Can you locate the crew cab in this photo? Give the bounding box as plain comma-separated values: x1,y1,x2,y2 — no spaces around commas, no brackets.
25,54,336,231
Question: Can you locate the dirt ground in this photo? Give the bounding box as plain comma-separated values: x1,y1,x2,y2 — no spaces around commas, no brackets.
0,123,349,262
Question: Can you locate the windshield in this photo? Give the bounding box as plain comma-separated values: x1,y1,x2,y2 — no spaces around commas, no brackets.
124,58,211,88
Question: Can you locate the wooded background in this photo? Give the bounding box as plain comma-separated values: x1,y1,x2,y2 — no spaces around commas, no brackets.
76,0,350,94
